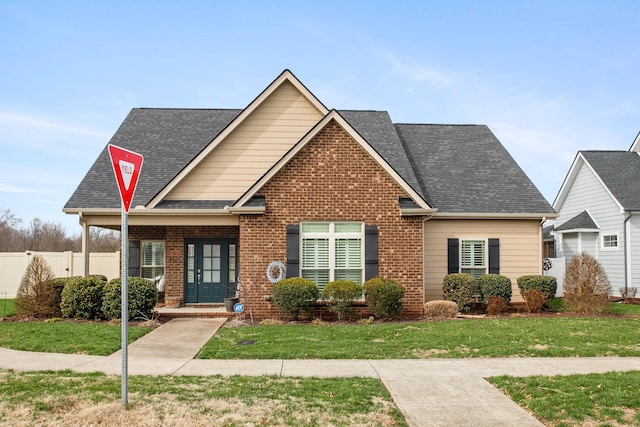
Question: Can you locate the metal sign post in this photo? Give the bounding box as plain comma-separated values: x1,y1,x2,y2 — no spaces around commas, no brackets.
107,144,143,407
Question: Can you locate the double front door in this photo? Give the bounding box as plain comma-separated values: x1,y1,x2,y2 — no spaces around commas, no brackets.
184,239,237,303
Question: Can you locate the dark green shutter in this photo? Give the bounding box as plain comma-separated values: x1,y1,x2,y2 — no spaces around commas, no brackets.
128,240,140,277
488,238,500,274
365,225,378,280
447,238,459,274
286,225,300,277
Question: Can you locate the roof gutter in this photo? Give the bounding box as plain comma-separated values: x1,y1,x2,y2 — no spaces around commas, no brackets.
431,212,558,219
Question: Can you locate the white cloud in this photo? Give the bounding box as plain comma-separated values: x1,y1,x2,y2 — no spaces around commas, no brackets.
376,50,454,89
0,111,110,138
0,183,35,194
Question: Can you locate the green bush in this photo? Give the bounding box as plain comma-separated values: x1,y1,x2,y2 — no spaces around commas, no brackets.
272,277,319,320
60,276,106,319
102,277,158,320
442,273,476,313
477,274,512,304
517,275,557,300
362,277,405,319
322,280,363,321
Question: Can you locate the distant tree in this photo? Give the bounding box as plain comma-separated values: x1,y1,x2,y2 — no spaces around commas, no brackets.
88,227,120,252
0,208,22,251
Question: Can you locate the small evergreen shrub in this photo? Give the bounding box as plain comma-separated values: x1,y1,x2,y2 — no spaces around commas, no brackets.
322,280,362,321
15,255,57,317
60,276,106,319
423,300,458,318
477,274,512,304
486,296,507,315
522,289,546,314
272,277,319,320
362,277,405,319
442,273,476,313
517,275,557,300
563,252,611,314
102,277,158,320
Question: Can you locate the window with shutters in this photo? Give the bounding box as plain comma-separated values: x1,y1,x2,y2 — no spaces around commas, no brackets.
460,239,486,278
301,222,364,290
141,241,165,280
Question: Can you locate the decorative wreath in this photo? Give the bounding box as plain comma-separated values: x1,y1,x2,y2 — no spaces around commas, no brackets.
266,261,287,284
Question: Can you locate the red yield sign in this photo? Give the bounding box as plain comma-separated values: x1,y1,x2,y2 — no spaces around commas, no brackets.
108,144,144,213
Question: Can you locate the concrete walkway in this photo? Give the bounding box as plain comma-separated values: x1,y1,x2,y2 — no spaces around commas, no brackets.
1,318,640,427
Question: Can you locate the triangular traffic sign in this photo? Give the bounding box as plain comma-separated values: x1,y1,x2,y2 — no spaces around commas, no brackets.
108,144,144,213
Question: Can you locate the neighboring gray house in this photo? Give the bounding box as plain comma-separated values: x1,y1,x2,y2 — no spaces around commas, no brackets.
553,133,640,295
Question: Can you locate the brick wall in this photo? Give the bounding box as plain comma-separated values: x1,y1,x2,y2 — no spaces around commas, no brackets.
239,119,424,318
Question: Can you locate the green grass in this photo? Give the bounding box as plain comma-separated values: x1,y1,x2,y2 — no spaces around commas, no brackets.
0,299,16,317
200,312,640,359
490,371,640,426
0,370,407,426
0,321,151,355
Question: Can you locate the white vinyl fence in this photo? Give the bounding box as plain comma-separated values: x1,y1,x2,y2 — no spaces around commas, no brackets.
0,251,120,298
545,257,566,297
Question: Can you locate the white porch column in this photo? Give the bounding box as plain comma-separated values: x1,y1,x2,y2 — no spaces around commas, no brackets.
80,213,90,277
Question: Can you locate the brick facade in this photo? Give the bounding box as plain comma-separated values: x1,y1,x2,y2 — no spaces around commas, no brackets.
238,119,424,318
128,120,426,318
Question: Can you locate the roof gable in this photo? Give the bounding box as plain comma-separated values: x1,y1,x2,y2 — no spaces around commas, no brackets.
234,110,433,211
147,70,328,208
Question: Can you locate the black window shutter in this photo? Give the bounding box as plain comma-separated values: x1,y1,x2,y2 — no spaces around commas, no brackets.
365,225,378,280
488,238,500,274
128,240,140,277
286,225,300,277
447,238,459,274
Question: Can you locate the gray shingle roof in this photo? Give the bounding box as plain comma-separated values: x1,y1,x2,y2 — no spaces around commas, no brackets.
395,124,554,213
339,110,425,200
65,108,240,210
581,151,640,210
65,108,554,215
555,210,598,231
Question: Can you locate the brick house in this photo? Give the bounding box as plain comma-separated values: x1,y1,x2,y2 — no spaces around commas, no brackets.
64,70,555,317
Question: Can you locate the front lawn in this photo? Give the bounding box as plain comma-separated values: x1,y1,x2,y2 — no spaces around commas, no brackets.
0,370,406,426
490,370,640,426
199,309,640,359
0,320,151,355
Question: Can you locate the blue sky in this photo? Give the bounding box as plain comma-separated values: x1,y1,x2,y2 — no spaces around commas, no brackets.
1,1,639,234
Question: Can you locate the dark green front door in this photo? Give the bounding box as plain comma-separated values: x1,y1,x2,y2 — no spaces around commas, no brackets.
184,239,237,303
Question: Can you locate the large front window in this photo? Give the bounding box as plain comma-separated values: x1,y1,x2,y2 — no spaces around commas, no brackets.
141,241,165,280
460,239,486,279
301,222,364,289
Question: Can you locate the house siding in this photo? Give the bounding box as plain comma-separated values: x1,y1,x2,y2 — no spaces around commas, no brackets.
629,215,640,290
423,219,542,302
556,160,626,292
166,81,324,201
238,119,425,318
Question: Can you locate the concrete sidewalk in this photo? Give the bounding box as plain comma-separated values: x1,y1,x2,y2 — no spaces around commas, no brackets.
1,318,640,427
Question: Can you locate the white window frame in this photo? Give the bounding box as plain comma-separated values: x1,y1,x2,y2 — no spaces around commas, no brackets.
141,240,165,280
300,222,364,289
460,239,487,279
601,233,619,250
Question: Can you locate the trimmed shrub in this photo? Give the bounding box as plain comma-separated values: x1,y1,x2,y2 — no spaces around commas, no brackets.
322,280,363,321
60,276,106,319
272,277,319,320
477,274,512,304
442,273,476,313
486,296,507,315
563,252,611,314
517,275,557,300
102,277,158,321
522,289,546,314
15,255,57,317
362,277,405,319
423,300,458,318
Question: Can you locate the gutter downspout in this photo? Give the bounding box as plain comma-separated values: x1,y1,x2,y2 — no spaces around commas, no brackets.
624,211,632,295
540,217,547,274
